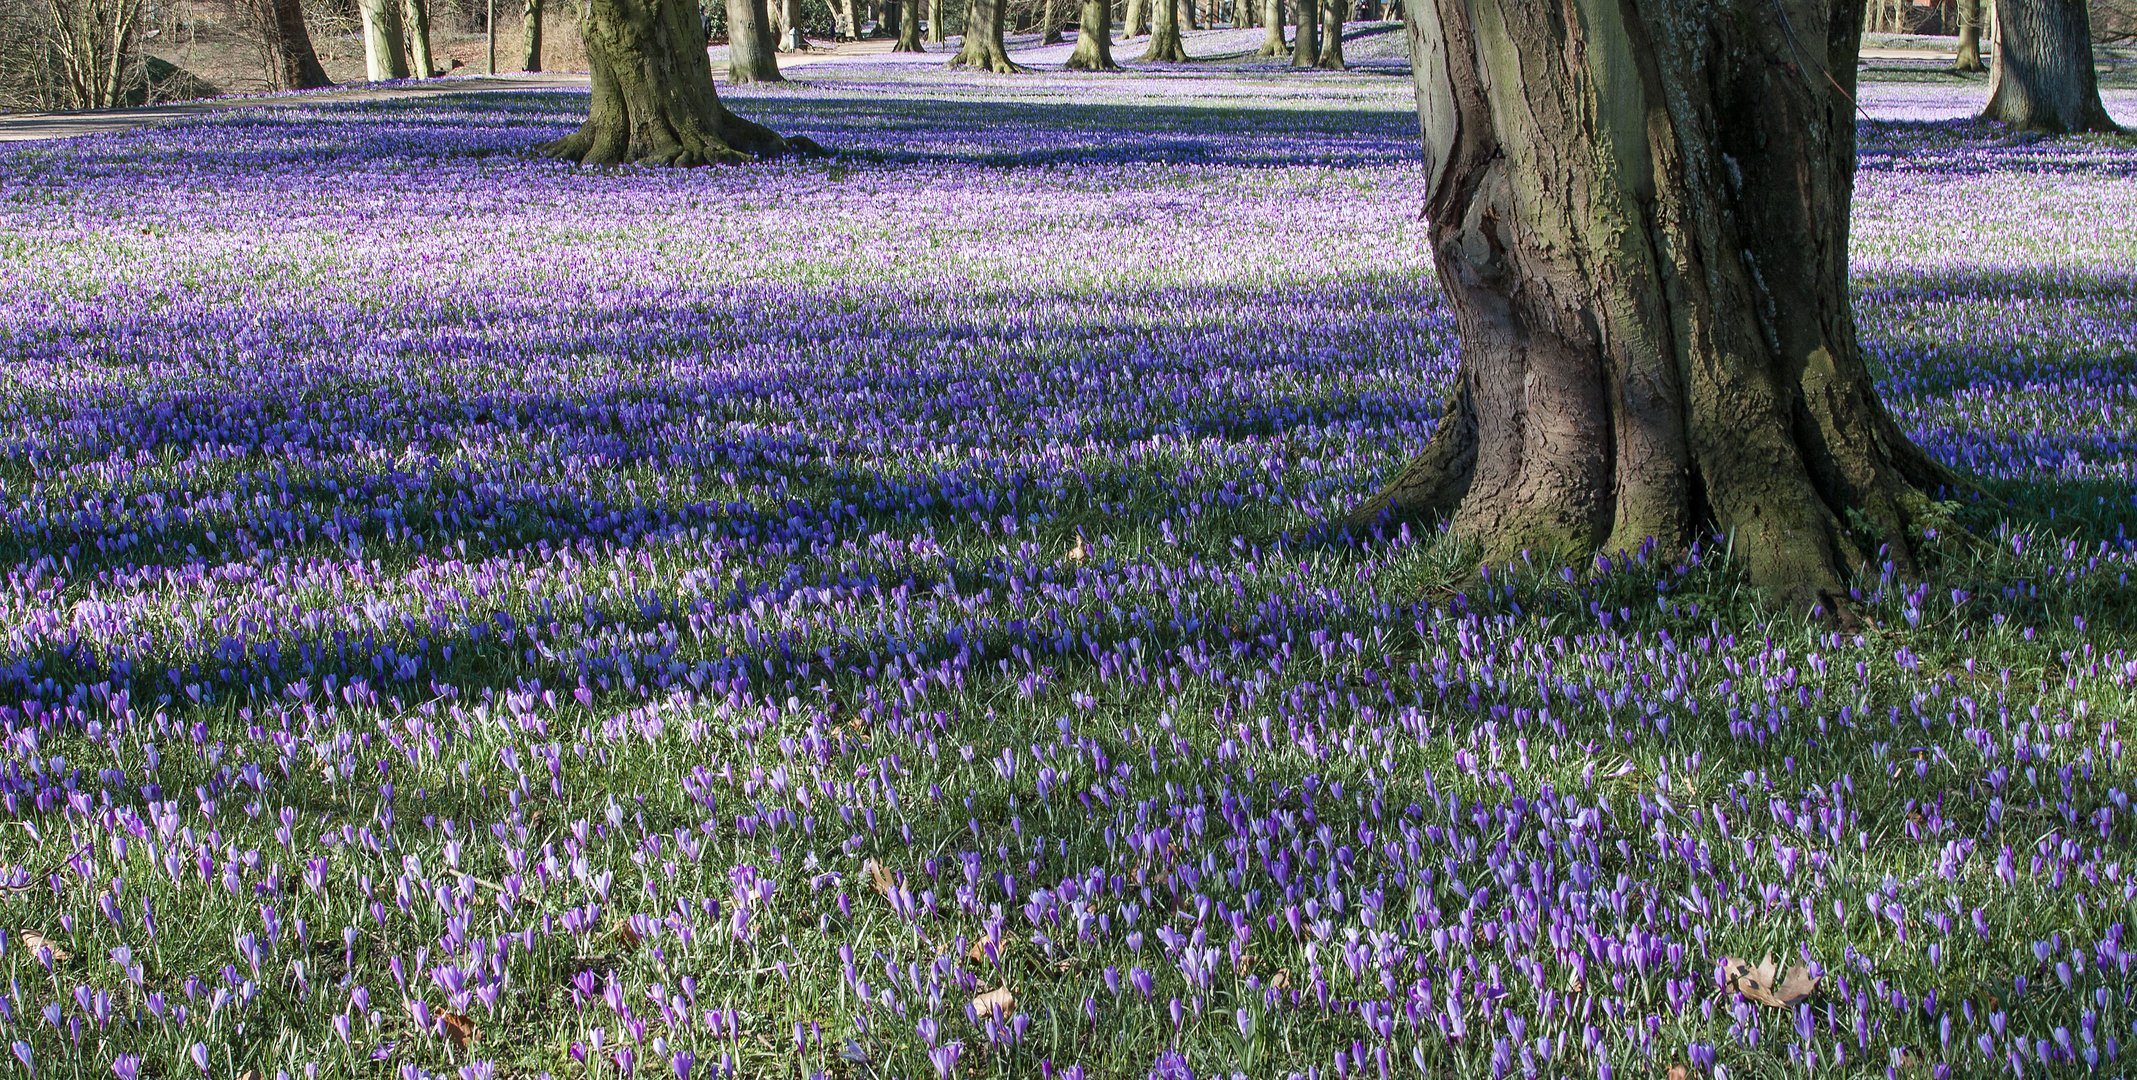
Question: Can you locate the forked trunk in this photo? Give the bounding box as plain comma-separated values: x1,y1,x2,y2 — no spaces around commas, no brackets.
950,0,1022,68
1354,0,1953,616
356,0,410,79
726,0,785,81
1288,0,1315,65
895,0,927,48
1064,0,1118,67
401,0,437,76
1041,0,1063,42
1125,0,1147,36
1313,0,1341,67
1140,0,1188,59
1952,0,1983,72
262,0,334,89
1982,0,2119,132
927,0,944,40
540,0,818,165
1256,0,1283,54
522,0,545,69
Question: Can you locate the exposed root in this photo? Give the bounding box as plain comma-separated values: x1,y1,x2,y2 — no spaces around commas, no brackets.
947,51,1027,73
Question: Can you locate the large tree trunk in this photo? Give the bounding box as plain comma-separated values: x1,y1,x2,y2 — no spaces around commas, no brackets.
540,0,817,165
1256,0,1283,53
261,0,334,89
1064,0,1118,65
522,0,545,69
401,0,437,76
927,0,944,40
779,0,808,48
1982,0,2119,132
949,0,1022,68
1354,0,1953,616
895,0,927,47
1288,0,1315,65
1124,0,1147,36
726,0,784,80
1952,0,1984,71
1313,0,1341,66
356,0,411,79
1140,0,1187,58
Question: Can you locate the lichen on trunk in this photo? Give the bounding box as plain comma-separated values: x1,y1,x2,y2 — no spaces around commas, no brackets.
1064,0,1119,69
949,0,1023,71
1982,0,2119,133
540,0,821,166
1351,0,1957,617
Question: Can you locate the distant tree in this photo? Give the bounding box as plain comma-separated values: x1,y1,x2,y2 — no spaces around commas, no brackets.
1256,0,1284,54
895,0,926,47
0,0,145,107
1314,0,1341,67
727,0,784,81
1040,0,1062,42
1953,0,1985,70
1141,0,1188,57
1288,0,1315,64
1982,0,2120,130
1064,0,1118,67
1125,0,1146,36
927,0,944,40
522,0,545,69
356,0,411,79
951,0,1022,68
260,0,334,89
1355,0,1954,616
402,0,438,76
539,0,817,164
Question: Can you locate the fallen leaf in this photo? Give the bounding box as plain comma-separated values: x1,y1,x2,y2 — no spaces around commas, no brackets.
19,931,68,964
1269,968,1291,990
967,934,1015,964
238,1072,263,1080
437,1009,477,1052
1665,1067,1689,1080
972,986,1015,1020
863,859,895,896
614,917,642,949
1233,952,1256,976
1068,536,1086,562
1720,954,1817,1008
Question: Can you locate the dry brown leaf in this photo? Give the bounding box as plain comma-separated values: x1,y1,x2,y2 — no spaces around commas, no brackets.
967,934,1015,964
1665,1067,1689,1080
437,1009,477,1052
1720,954,1817,1008
863,859,895,896
972,986,1015,1021
1234,953,1256,976
614,917,642,949
19,931,68,963
1269,968,1291,990
237,1072,263,1080
1068,536,1087,562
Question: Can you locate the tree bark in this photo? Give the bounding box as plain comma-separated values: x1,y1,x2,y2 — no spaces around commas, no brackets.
1313,0,1341,67
1065,0,1118,65
262,0,334,89
1139,0,1187,57
401,0,437,76
522,0,545,69
1180,0,1199,28
1256,0,1283,53
1952,0,1984,71
895,0,927,47
1041,0,1063,42
950,0,1022,67
356,0,410,79
1288,0,1315,65
540,0,818,165
927,0,944,40
1352,0,1954,616
726,0,783,81
1982,0,2119,131
780,0,808,48
1124,0,1147,36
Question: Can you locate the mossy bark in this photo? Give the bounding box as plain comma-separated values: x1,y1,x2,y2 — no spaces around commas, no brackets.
522,0,545,70
1288,0,1315,66
1140,0,1188,59
1313,0,1341,68
1256,0,1283,54
356,0,410,80
950,0,1023,69
1064,0,1118,68
1352,0,1954,617
726,0,784,81
540,0,820,165
401,0,437,76
264,0,334,89
1982,0,2119,132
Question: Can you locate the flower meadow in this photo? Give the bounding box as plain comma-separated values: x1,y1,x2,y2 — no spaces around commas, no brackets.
1,61,2136,1080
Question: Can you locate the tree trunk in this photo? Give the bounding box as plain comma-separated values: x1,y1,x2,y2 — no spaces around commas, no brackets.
263,0,335,89
1354,0,1953,616
895,0,927,47
1237,0,1255,28
1180,0,1199,28
1288,0,1315,65
401,0,437,76
1982,0,2119,131
1139,0,1188,57
1313,0,1341,66
522,0,546,68
1953,0,1984,72
927,0,944,40
356,0,411,79
1256,0,1283,53
949,0,1022,68
726,0,784,80
1064,0,1117,65
540,0,817,165
780,0,808,47
1124,0,1147,35
1041,0,1063,42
